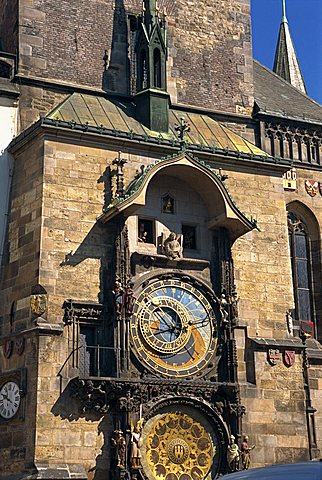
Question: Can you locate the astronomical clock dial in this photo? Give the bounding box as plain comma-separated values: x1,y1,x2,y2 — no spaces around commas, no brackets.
141,411,221,480
131,278,217,377
0,381,21,419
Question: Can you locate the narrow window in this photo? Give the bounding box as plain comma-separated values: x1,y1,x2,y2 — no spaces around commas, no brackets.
153,48,161,88
139,50,148,90
288,212,313,333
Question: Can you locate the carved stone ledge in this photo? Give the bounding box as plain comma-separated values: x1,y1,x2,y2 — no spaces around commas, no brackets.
63,300,103,325
70,377,240,416
131,252,210,271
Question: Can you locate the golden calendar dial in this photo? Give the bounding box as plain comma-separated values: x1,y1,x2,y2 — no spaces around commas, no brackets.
130,278,217,377
142,411,218,480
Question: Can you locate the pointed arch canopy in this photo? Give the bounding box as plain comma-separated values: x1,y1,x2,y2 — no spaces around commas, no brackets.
98,152,257,242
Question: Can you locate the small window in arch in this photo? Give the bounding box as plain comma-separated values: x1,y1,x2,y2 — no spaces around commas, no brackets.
288,212,313,333
162,194,175,214
182,225,197,250
138,218,155,244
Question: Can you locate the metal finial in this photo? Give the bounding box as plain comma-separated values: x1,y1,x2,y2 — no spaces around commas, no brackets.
175,117,191,150
282,0,288,23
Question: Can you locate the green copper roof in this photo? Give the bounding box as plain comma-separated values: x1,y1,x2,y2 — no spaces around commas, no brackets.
48,93,268,157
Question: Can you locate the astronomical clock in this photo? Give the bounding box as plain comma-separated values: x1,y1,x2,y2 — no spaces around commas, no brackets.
131,277,217,378
69,151,254,480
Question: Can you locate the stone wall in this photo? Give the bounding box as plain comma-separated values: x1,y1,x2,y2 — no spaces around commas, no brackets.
0,334,38,476
0,137,44,336
167,0,254,114
8,0,253,119
239,346,308,467
228,169,294,337
1,131,322,475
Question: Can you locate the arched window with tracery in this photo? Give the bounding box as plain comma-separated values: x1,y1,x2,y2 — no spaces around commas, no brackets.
287,206,322,342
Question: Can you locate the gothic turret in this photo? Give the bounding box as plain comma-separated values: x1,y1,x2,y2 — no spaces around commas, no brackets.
273,0,306,93
134,0,169,132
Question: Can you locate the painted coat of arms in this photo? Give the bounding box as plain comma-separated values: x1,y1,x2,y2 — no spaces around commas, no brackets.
305,180,319,197
267,349,281,366
283,350,295,368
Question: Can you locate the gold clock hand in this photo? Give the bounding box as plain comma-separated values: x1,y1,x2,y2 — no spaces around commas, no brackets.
153,307,178,330
189,317,208,327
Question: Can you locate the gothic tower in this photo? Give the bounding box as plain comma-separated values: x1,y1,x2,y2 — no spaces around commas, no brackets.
1,1,322,479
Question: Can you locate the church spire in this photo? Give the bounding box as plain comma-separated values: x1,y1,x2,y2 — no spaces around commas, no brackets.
143,0,157,34
273,0,306,94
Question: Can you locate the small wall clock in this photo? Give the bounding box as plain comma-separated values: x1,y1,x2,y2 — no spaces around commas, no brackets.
130,277,218,377
0,381,21,419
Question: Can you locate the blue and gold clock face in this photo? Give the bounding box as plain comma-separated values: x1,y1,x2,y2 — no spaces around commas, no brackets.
130,278,217,377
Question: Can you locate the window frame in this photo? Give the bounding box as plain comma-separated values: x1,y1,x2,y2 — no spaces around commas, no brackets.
287,211,316,336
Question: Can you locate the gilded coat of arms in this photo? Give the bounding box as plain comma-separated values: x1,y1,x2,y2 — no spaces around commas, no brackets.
30,294,47,316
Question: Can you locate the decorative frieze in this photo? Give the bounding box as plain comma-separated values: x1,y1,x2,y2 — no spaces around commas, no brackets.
264,122,322,165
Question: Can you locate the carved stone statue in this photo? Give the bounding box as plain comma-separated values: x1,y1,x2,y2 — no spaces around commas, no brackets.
163,232,182,259
131,419,144,469
111,430,126,469
241,435,255,470
227,434,240,472
124,282,135,316
113,281,124,315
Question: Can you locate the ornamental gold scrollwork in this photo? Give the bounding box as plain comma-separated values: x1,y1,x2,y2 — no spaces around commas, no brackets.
145,412,215,480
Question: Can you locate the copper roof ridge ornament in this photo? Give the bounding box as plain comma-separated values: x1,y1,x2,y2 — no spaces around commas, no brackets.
175,116,191,151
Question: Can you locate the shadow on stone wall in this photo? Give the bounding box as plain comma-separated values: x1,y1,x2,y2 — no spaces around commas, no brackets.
103,0,129,94
51,381,112,480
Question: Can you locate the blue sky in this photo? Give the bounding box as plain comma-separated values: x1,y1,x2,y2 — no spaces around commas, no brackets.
251,0,322,104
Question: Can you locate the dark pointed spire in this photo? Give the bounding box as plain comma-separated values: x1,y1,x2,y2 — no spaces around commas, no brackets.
143,0,158,34
273,0,306,94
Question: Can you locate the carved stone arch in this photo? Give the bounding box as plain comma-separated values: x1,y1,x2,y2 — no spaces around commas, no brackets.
99,152,257,243
287,200,320,242
141,395,229,478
